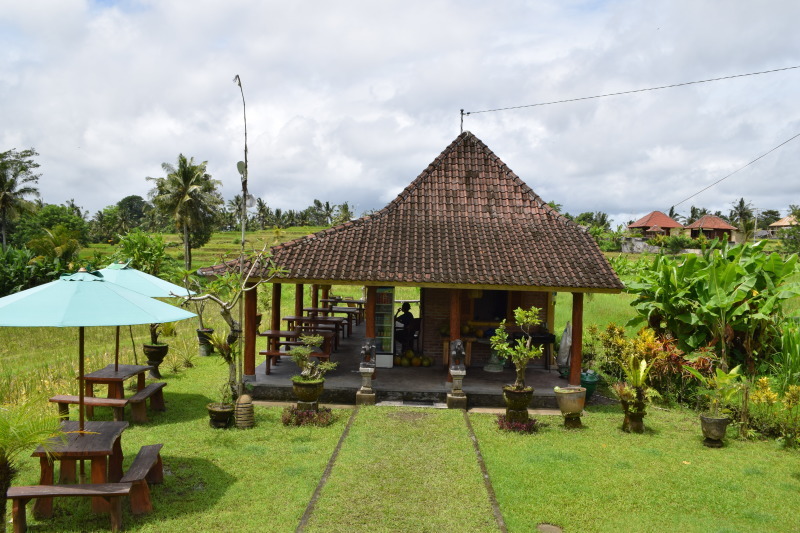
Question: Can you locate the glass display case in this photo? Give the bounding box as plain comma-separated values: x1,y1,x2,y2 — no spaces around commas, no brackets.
375,287,395,367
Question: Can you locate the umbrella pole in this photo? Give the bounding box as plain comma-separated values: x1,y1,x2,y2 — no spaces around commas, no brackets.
129,325,139,365
79,326,85,432
115,326,120,371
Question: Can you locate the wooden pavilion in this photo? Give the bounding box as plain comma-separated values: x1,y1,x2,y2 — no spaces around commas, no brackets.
685,214,737,241
202,132,623,386
627,211,683,238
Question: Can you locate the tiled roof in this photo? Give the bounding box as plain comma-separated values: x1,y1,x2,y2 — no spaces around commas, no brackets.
628,211,683,229
685,214,737,230
203,132,623,292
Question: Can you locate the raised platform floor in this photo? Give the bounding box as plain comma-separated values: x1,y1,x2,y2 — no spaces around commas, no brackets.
246,321,572,408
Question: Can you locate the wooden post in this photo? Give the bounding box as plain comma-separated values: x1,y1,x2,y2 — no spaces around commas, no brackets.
294,284,304,318
365,286,377,338
270,283,281,351
244,281,257,376
311,284,319,309
569,292,584,385
449,289,461,340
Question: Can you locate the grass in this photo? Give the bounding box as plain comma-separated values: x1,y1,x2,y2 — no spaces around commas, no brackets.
303,407,497,532
10,354,800,532
471,406,800,532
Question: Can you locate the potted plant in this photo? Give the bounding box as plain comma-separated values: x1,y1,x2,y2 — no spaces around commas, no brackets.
142,323,170,379
684,364,742,447
206,382,235,429
289,334,338,411
490,306,544,423
611,352,656,433
554,386,586,428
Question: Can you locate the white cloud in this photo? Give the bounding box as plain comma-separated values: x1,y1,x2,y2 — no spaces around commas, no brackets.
0,0,798,223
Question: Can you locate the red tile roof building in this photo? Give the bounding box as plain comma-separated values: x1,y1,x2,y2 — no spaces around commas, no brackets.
206,132,622,384
685,214,737,241
628,211,683,237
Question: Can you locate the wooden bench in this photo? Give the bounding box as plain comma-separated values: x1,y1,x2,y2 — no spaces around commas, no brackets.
120,444,164,515
127,382,167,424
7,483,132,532
259,349,331,375
49,395,128,422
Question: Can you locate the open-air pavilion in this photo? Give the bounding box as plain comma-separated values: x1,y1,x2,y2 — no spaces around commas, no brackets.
202,131,623,406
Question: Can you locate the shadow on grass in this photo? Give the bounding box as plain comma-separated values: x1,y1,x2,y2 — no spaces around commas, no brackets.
28,456,235,532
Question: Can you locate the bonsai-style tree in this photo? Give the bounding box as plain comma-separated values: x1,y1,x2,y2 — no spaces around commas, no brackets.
490,306,544,391
289,334,338,383
0,400,63,533
179,245,282,397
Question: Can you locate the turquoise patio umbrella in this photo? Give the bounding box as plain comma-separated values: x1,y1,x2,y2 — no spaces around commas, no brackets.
0,269,195,431
97,261,194,298
97,261,195,369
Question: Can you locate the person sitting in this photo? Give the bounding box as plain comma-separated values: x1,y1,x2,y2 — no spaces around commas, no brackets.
395,302,414,353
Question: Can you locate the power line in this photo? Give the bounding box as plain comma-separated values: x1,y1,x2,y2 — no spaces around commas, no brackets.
671,131,800,210
462,65,800,117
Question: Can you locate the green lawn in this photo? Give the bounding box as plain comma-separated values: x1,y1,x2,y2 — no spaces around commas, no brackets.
7,349,800,532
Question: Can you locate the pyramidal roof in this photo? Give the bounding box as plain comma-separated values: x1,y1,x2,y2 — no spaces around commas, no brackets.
685,214,737,230
628,211,683,229
207,132,623,292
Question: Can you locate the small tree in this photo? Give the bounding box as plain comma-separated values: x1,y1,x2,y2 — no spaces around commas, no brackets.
0,400,63,533
490,306,544,390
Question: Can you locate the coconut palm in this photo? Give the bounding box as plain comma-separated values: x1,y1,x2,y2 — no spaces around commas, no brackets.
0,400,63,533
148,154,222,269
0,149,40,252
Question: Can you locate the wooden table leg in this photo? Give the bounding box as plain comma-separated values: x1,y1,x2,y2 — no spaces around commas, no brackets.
59,459,76,483
137,372,146,390
85,381,95,418
91,456,110,513
108,437,124,483
108,382,124,399
32,457,54,519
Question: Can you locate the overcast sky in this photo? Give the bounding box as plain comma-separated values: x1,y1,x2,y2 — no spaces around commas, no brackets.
2,0,799,229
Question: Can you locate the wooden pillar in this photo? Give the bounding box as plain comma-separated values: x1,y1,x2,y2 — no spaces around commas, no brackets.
244,281,257,377
270,283,282,350
569,292,584,385
321,285,330,302
311,284,319,309
294,284,304,318
449,289,461,339
365,286,377,338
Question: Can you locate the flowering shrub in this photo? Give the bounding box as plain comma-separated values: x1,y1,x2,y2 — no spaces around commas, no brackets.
281,406,335,427
496,414,538,434
745,378,800,447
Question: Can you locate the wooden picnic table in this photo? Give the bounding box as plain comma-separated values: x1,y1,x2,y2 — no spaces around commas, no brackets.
258,329,334,374
32,420,128,518
83,364,151,417
284,315,346,346
304,306,360,332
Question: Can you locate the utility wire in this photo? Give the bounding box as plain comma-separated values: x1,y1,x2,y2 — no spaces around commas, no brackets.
671,131,800,209
462,65,800,116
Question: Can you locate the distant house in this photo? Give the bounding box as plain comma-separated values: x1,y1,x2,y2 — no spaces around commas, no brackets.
769,215,797,237
627,211,683,238
685,215,737,241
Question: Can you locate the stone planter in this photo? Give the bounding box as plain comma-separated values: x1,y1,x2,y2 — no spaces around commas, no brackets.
554,386,586,428
699,415,731,448
503,386,534,423
142,343,168,379
207,402,234,429
197,328,214,357
292,379,325,411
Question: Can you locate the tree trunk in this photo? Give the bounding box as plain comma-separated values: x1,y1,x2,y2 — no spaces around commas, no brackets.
0,457,14,533
183,223,191,270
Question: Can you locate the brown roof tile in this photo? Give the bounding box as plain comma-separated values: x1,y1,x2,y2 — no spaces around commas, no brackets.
203,132,623,292
685,214,737,230
628,211,683,229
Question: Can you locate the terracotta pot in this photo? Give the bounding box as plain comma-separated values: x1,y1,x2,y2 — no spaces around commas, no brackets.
142,343,168,379
207,402,234,428
700,415,731,447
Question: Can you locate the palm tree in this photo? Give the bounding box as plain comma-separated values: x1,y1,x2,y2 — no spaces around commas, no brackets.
729,197,753,228
147,154,221,269
1,400,63,533
0,149,40,251
332,202,354,225
254,198,271,229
